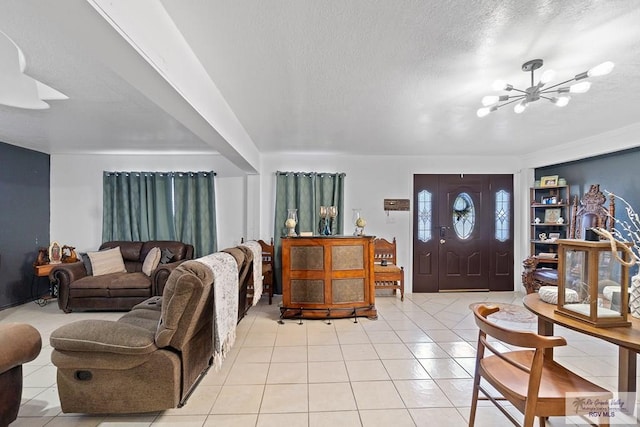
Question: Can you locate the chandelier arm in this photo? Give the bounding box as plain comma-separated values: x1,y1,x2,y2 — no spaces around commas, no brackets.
496,96,525,108
509,88,528,95
539,95,556,101
539,77,577,92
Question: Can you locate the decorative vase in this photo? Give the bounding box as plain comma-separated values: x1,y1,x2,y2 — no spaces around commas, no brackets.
629,274,640,318
285,209,298,237
319,205,337,235
352,208,366,236
328,206,337,235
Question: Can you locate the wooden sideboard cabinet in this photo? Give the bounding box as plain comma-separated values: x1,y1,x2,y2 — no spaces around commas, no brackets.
280,236,377,320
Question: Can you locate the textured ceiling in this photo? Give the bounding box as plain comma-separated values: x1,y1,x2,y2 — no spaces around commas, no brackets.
0,0,639,170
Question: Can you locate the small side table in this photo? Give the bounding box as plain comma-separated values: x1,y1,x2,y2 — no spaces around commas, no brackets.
33,264,57,306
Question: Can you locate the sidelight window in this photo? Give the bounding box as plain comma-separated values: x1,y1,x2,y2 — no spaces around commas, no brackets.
417,190,432,242
495,189,510,242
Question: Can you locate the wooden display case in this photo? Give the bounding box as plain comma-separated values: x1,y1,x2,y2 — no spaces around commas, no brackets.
556,239,631,328
280,236,377,320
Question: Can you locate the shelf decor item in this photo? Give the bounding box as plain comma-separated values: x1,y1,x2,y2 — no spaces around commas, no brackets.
353,209,366,236
540,175,559,188
556,238,632,327
285,209,298,237
49,241,62,264
319,205,337,235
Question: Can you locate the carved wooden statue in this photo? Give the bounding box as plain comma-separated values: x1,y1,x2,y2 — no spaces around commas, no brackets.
62,245,78,263
34,247,50,266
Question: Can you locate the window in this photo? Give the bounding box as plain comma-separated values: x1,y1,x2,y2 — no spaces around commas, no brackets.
417,190,433,242
495,189,510,242
452,192,475,240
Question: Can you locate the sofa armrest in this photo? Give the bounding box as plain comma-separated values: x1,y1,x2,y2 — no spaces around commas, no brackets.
50,319,157,355
152,260,187,295
51,262,88,313
0,324,42,373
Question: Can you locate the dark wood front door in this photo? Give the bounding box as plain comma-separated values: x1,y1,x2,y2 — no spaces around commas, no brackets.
413,174,513,292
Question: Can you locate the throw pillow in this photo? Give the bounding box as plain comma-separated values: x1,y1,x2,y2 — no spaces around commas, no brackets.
142,247,162,276
87,247,127,276
160,248,174,264
80,252,93,275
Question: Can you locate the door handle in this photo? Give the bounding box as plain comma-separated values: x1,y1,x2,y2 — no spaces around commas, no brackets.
440,226,447,244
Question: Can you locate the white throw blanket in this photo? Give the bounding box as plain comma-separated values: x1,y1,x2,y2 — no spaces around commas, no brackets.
195,252,239,370
240,240,263,306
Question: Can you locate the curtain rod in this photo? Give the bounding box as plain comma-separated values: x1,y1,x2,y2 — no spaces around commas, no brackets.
104,171,217,176
276,171,346,177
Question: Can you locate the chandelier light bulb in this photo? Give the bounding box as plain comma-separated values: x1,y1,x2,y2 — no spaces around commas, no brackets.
514,100,528,114
588,61,615,77
552,96,570,107
491,80,510,91
481,95,499,106
570,81,591,93
481,95,508,106
477,106,496,117
540,69,556,84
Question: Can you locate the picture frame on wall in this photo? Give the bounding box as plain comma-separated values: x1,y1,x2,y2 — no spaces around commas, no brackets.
540,175,559,187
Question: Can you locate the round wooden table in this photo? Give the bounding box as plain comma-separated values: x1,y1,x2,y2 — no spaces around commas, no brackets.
523,293,640,393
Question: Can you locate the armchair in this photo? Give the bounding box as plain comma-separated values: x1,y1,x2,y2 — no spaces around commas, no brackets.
0,323,42,426
50,260,214,414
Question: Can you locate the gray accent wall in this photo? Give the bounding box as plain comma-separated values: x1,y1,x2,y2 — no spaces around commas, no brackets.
0,142,50,308
537,147,640,274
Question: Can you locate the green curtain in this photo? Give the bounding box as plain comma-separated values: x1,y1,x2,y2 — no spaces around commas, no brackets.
174,171,217,257
273,171,346,293
102,171,216,257
102,172,174,242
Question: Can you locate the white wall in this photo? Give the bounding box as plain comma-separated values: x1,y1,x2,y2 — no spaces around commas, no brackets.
260,152,528,293
50,153,247,254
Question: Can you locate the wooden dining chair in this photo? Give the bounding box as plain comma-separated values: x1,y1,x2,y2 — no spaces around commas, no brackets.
373,237,404,301
469,304,612,427
257,238,274,305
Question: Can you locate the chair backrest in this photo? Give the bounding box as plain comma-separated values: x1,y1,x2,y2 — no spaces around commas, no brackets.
472,304,568,415
257,238,274,264
569,184,615,239
155,260,214,350
472,304,566,350
373,237,397,265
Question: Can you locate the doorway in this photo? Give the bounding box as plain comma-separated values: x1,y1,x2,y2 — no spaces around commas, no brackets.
412,174,513,292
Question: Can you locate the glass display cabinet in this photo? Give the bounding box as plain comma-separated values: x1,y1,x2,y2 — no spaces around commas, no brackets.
556,239,632,328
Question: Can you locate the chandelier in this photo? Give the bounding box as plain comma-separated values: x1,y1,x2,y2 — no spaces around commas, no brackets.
477,59,614,117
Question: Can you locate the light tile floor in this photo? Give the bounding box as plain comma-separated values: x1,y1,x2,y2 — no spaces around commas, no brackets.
2,291,638,426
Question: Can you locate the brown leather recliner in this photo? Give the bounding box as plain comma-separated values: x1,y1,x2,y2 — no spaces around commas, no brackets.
0,323,42,426
50,260,214,414
52,240,194,313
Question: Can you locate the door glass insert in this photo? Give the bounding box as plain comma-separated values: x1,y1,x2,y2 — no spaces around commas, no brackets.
417,190,432,242
495,189,510,242
452,192,474,240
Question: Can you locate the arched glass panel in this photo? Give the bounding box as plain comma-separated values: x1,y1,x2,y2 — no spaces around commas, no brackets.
495,189,510,242
417,190,432,242
452,192,475,240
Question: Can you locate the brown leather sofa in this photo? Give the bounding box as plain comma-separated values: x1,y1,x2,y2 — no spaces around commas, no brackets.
0,323,42,426
50,260,214,413
52,240,194,313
